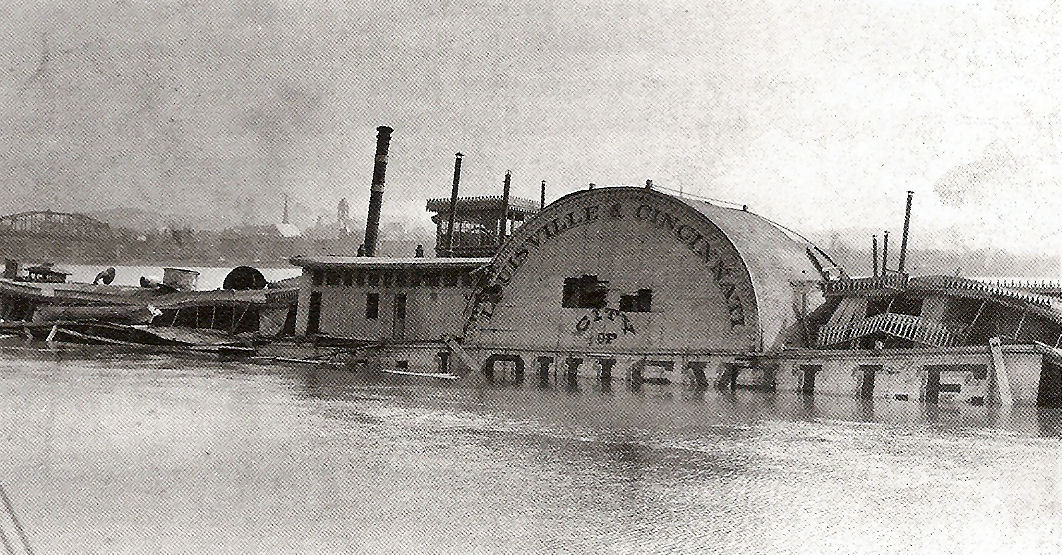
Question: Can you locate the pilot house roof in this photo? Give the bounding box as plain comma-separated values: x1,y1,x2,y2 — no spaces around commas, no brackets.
425,195,539,216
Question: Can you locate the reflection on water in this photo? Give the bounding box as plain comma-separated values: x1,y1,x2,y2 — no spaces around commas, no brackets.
2,348,1061,554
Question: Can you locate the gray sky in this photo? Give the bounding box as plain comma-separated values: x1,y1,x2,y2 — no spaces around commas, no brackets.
0,0,1058,259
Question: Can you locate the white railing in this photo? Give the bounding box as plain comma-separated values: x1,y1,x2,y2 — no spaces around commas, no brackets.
817,312,956,348
909,275,1055,308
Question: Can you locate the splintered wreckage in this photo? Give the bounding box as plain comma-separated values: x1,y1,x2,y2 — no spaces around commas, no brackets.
0,262,297,356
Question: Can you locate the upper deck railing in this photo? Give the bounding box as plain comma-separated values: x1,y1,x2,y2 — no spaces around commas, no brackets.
823,274,1061,310
817,312,957,348
909,275,1056,309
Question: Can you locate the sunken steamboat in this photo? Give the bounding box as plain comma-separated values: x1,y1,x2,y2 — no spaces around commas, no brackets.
290,126,1062,407
4,124,1061,408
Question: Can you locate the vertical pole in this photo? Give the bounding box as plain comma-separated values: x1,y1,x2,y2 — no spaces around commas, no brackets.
800,286,809,346
872,234,879,277
445,153,464,257
882,231,889,275
499,170,511,244
962,300,987,341
363,125,393,257
898,191,914,274
1014,309,1027,340
540,180,546,209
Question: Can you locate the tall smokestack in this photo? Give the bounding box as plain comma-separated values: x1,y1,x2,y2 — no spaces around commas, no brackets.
540,180,546,209
499,170,511,243
882,230,889,275
872,234,878,277
898,190,914,274
363,125,393,257
283,193,289,225
445,153,464,257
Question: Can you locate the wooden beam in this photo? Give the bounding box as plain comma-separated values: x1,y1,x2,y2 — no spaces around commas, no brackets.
1014,309,1027,341
952,300,984,344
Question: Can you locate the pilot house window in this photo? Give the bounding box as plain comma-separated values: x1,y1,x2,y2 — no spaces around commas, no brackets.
562,275,608,309
619,289,653,313
366,293,379,320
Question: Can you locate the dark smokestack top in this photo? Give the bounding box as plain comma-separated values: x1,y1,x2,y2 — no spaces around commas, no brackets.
898,190,914,274
445,153,464,257
363,125,393,257
369,126,394,193
872,234,878,277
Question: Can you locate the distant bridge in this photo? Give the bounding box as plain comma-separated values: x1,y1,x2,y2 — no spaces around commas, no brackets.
0,210,112,237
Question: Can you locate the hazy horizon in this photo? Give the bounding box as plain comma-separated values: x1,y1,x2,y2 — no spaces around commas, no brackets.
1,1,1059,268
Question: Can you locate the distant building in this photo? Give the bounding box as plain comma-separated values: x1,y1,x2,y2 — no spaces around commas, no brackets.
225,223,301,238
338,198,350,224
302,199,358,240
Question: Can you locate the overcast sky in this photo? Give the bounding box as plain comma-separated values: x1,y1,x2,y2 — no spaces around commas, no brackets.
0,0,1058,259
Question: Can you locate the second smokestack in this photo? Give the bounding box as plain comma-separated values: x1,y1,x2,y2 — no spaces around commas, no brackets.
499,170,511,242
872,234,878,277
898,191,914,274
363,125,393,257
882,230,889,274
445,153,464,257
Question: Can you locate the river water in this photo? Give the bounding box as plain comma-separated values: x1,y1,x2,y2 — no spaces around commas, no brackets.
1,348,1061,554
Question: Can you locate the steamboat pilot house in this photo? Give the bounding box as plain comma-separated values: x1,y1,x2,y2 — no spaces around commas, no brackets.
290,193,540,371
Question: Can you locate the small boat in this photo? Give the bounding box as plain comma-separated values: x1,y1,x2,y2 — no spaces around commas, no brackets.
32,304,159,325
7,321,255,357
